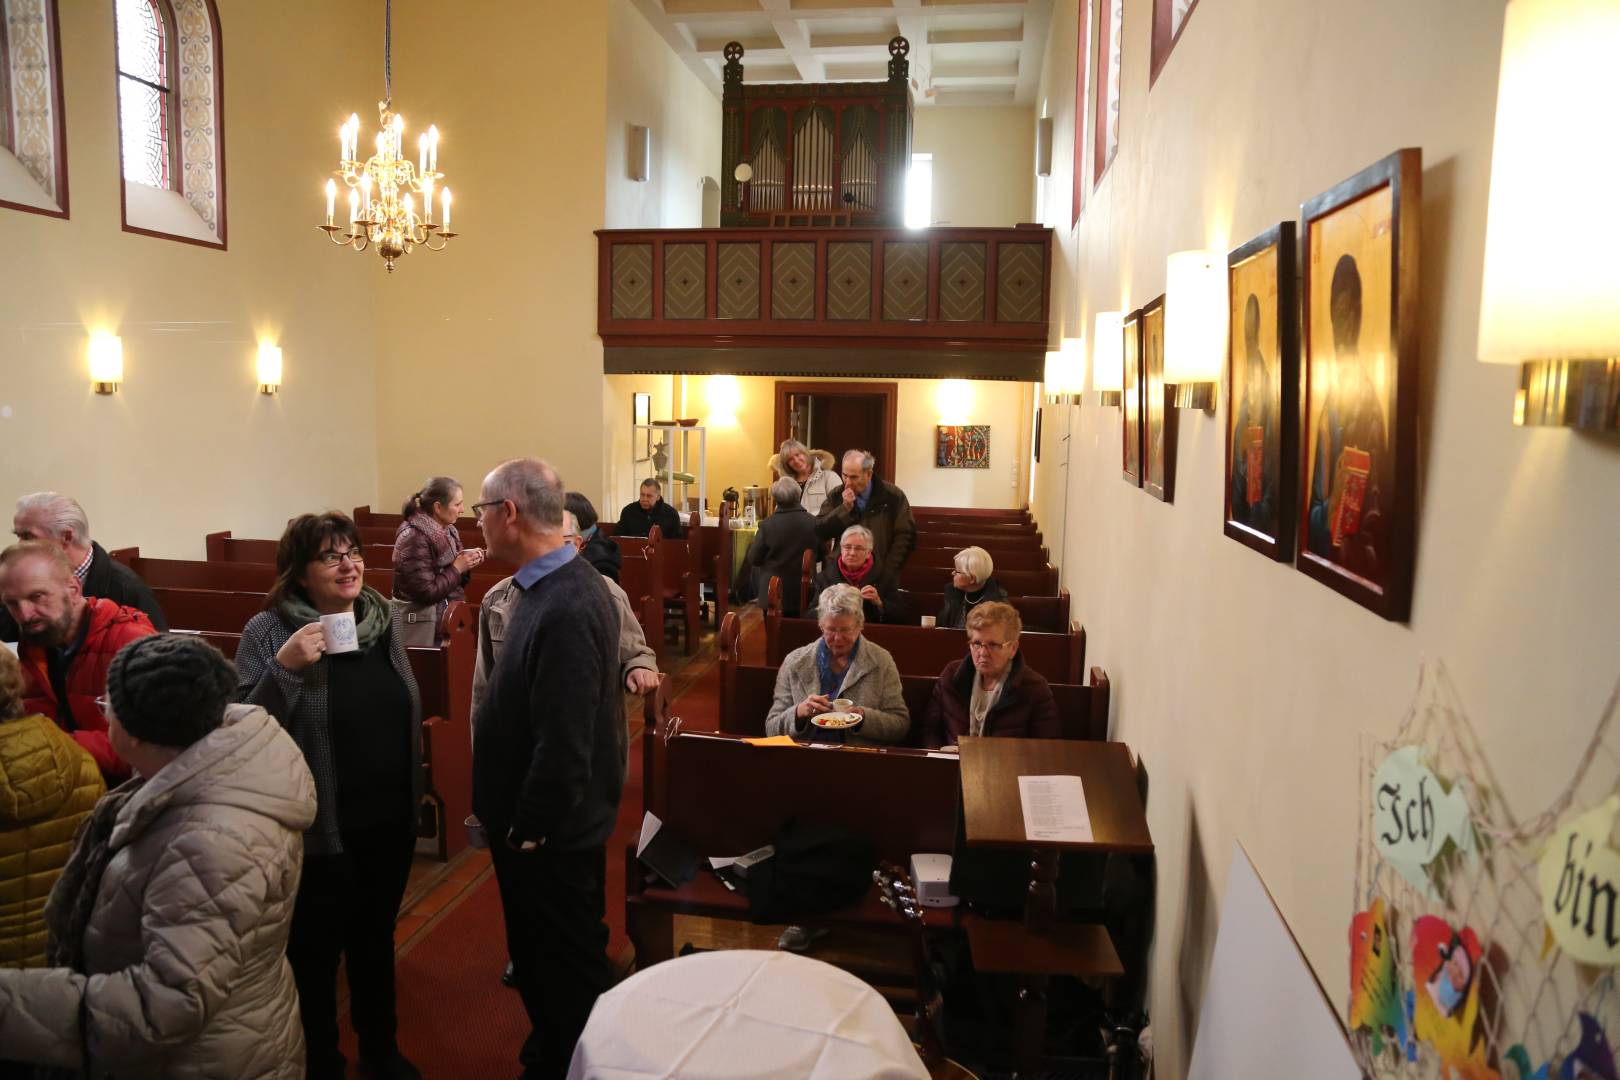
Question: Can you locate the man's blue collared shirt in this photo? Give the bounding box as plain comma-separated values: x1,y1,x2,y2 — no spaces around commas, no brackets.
855,483,873,512
513,542,577,591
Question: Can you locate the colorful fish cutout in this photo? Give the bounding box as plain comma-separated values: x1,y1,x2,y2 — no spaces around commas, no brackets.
1559,1012,1617,1080
1350,899,1415,1060
1373,746,1477,900
1410,914,1500,1080
1505,1044,1552,1080
1539,795,1620,967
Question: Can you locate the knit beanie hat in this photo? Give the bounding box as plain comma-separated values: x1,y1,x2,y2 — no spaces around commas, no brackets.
106,634,237,748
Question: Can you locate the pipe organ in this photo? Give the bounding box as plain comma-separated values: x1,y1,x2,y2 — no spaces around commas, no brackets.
721,38,913,227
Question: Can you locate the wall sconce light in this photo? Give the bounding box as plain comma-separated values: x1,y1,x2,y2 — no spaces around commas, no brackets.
1092,312,1125,405
257,343,283,395
1164,249,1226,411
937,379,974,424
1035,117,1054,178
628,125,651,183
1477,0,1619,430
88,332,123,394
1045,338,1085,405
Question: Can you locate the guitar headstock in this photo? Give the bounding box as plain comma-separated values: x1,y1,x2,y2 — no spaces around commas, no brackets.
874,860,925,924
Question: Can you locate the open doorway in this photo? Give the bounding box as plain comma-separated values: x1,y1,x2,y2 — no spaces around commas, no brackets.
772,381,898,483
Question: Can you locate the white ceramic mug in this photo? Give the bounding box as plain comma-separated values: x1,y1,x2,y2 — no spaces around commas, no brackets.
920,615,937,629
832,698,854,712
318,611,360,654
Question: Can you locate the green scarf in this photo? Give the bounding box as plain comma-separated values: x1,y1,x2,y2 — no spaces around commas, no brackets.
278,584,392,650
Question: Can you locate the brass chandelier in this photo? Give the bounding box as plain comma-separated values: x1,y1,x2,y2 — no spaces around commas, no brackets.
317,0,456,273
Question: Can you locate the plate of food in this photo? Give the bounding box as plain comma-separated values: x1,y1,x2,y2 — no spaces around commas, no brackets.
810,711,863,730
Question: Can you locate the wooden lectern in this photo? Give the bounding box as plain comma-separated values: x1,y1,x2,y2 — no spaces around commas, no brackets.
957,737,1153,1078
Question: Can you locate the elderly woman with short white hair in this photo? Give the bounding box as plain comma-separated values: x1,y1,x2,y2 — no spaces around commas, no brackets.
765,583,909,746
937,545,1009,628
808,524,909,624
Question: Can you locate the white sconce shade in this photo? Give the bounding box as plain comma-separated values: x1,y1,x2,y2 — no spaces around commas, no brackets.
1477,0,1619,428
1092,311,1125,399
1035,117,1054,177
1045,337,1085,403
1164,249,1226,408
936,379,974,424
628,124,651,182
88,332,123,394
257,343,284,394
1044,349,1063,391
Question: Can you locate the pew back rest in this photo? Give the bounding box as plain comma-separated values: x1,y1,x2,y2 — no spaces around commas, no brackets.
894,589,1071,633
900,563,1057,596
768,617,1083,683
909,547,1051,572
918,532,1045,554
657,734,960,863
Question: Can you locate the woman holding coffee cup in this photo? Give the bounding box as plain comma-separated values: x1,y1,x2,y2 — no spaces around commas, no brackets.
392,476,484,647
235,511,423,1080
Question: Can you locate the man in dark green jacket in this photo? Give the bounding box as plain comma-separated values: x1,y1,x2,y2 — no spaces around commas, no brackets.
815,450,918,579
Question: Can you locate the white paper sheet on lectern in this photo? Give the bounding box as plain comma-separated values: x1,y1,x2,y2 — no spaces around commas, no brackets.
1017,774,1093,842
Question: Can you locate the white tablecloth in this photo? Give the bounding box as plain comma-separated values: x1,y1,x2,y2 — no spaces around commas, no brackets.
568,949,929,1079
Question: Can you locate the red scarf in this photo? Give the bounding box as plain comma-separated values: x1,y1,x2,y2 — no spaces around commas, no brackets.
840,555,874,587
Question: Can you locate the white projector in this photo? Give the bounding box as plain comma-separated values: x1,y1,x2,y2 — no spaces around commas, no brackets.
910,853,959,908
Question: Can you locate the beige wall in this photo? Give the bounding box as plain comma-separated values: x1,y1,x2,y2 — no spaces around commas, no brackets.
0,0,380,558
1031,2,1620,1076
597,375,1032,514
912,106,1037,227
372,2,611,512
604,0,722,231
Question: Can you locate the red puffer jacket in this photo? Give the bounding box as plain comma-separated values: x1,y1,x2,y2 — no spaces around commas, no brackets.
18,598,156,778
391,515,466,605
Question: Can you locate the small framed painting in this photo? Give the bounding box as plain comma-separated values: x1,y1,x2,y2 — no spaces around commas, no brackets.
1122,307,1143,486
1141,294,1174,502
1297,148,1421,621
936,425,990,468
1224,222,1299,559
1150,0,1202,87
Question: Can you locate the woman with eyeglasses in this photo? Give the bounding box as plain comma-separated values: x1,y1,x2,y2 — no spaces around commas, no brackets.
937,545,1008,629
235,511,424,1080
921,602,1058,751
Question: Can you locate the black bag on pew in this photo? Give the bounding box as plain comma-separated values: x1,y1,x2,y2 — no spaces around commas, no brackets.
745,819,876,924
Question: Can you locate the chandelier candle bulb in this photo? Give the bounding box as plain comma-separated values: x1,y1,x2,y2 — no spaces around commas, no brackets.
441,188,451,233
428,126,438,173
324,179,336,225
422,175,434,223
348,189,359,233
418,133,427,175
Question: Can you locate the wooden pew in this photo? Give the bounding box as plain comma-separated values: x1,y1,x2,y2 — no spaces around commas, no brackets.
911,506,1030,525
621,527,701,653
119,554,503,607
900,563,1058,596
908,547,1052,572
352,507,483,544
764,609,1084,684
614,536,668,662
626,691,964,966
716,612,1108,741
917,531,1046,554
896,589,1071,634
204,532,515,581
355,523,486,549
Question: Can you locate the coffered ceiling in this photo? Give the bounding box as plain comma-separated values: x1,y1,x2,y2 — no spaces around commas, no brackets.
627,0,1054,107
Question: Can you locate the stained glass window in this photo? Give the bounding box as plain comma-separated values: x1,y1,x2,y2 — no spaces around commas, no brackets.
115,0,173,188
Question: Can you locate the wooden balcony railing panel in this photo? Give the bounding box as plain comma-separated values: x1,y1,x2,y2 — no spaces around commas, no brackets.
597,225,1053,382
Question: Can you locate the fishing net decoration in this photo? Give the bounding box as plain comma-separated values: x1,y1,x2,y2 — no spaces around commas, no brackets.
1350,661,1619,1079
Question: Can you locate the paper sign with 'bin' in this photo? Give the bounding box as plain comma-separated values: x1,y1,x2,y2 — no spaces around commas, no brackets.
1538,794,1620,967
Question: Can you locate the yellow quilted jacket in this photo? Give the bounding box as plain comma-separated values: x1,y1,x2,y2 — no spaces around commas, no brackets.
0,714,106,967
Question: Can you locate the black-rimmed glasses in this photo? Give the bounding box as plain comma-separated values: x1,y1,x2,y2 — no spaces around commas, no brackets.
314,549,365,568
471,499,508,523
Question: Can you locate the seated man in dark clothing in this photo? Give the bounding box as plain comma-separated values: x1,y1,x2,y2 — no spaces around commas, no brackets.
736,477,821,615
921,602,1059,750
615,479,684,540
808,525,908,625
3,491,167,640
565,491,622,582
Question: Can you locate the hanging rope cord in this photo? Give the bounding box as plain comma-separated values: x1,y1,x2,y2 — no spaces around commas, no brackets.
383,0,393,106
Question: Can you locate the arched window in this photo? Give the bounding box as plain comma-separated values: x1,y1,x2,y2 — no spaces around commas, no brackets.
115,0,225,247
0,0,69,219
115,0,176,189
